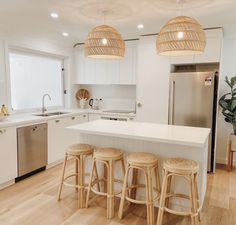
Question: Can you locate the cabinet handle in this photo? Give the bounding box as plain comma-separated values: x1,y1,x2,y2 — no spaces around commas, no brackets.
137,102,142,107
71,117,75,120
83,114,87,118
0,129,6,134
55,120,60,123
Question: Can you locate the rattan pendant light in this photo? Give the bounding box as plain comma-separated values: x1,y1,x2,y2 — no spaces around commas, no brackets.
157,14,206,56
84,24,125,59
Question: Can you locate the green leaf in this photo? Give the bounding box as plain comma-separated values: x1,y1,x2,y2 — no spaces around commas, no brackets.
231,99,236,111
225,76,232,88
231,77,236,87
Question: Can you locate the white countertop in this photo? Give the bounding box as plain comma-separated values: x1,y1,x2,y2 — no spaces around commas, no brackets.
0,109,136,128
67,119,211,147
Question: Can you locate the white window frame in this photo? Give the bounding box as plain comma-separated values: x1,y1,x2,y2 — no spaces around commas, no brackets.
6,46,66,113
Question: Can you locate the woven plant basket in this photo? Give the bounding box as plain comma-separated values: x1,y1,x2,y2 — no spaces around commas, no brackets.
84,24,125,59
157,16,206,56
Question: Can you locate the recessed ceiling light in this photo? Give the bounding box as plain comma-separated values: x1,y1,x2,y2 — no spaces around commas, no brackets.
50,13,59,18
62,32,69,37
137,24,144,29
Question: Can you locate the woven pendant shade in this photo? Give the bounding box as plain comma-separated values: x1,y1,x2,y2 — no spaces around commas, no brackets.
84,25,125,59
157,16,206,56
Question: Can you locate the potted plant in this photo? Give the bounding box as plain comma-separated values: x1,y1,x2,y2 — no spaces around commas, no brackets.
219,76,236,168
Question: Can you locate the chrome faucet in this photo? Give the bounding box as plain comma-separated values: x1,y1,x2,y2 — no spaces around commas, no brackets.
42,94,51,114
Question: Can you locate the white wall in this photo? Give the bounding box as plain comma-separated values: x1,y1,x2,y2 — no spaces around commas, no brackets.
0,36,74,111
216,35,236,164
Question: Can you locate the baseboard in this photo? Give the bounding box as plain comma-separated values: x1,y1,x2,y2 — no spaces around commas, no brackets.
216,157,236,165
0,180,15,191
46,159,64,169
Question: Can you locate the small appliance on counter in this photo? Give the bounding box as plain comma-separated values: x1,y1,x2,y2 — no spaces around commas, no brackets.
76,89,90,109
0,104,10,121
89,98,102,110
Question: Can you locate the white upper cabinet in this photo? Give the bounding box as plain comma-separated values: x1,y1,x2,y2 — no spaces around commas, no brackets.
74,40,137,85
136,36,170,124
119,41,137,84
170,28,223,64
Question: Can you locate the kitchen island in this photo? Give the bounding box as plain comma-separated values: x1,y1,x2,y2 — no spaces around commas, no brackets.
67,119,210,209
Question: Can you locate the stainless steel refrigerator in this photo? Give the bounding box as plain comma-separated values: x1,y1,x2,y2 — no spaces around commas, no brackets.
168,72,218,172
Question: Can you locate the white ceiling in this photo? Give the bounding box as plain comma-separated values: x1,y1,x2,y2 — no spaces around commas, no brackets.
0,0,235,47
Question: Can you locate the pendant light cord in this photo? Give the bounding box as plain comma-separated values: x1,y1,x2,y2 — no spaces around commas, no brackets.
102,10,108,25
176,0,184,16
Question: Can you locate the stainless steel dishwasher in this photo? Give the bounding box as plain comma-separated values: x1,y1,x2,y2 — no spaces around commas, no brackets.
17,123,47,180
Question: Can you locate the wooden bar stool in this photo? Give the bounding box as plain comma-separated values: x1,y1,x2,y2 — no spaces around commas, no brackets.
57,144,98,209
86,147,125,219
156,158,200,225
227,137,236,171
118,152,161,225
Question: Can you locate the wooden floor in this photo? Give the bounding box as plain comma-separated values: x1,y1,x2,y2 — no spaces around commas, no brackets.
0,163,235,225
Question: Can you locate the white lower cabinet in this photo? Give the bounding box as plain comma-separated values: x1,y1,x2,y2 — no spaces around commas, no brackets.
0,126,17,184
48,113,88,164
88,113,102,121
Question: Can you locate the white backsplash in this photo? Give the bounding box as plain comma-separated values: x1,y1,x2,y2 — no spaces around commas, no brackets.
72,84,136,111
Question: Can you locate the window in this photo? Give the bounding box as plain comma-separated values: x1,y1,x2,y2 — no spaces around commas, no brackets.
9,50,64,111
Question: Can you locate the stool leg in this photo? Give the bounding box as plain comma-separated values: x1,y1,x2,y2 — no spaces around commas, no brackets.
118,164,130,219
78,155,85,209
154,166,161,194
190,174,199,225
145,168,154,225
231,151,234,171
194,173,201,222
75,157,79,191
107,160,114,219
227,140,232,171
156,170,169,225
57,154,68,201
121,158,130,202
94,162,100,192
85,158,96,208
104,164,108,193
165,175,172,207
130,168,138,200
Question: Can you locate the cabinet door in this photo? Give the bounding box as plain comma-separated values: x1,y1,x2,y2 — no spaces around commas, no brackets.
95,59,119,84
48,114,88,164
74,46,96,84
195,37,222,63
106,60,119,84
0,127,17,184
119,46,136,84
74,47,84,84
95,59,108,84
89,113,102,121
48,118,68,164
84,58,96,84
136,36,170,124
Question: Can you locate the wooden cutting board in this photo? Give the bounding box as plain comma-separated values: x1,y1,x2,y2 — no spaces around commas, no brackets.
76,89,90,100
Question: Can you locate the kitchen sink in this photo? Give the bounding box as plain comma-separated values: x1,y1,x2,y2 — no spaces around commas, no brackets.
34,112,70,117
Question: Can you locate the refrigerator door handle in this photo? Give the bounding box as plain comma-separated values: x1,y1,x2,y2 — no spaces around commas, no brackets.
169,80,175,125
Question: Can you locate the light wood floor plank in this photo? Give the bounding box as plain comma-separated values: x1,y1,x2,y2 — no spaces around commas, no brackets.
0,163,235,225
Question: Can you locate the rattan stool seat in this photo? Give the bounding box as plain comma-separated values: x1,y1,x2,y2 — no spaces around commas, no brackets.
66,144,93,156
127,152,158,166
94,147,123,160
163,157,199,174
